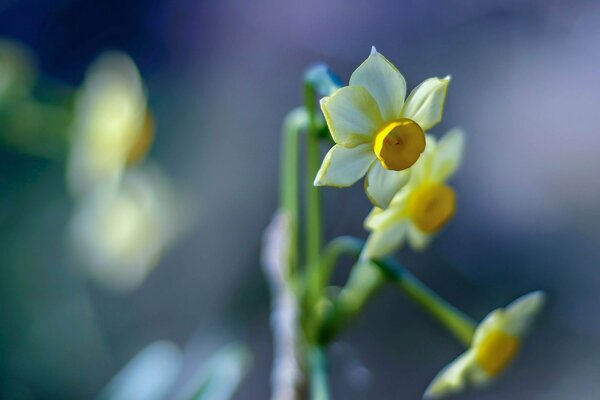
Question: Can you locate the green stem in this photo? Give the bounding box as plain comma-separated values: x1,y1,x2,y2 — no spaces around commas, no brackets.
319,260,385,343
316,237,477,346
319,236,364,292
279,107,308,277
309,346,330,400
374,258,477,346
304,82,322,307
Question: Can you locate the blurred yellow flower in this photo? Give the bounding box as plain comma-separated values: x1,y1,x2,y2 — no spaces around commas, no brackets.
66,51,153,196
314,47,450,208
424,291,545,399
69,164,179,291
362,128,464,258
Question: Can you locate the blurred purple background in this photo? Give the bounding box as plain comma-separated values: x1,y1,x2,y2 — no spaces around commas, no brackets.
1,0,599,398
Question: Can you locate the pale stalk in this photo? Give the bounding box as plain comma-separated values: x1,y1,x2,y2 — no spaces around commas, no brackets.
308,346,330,400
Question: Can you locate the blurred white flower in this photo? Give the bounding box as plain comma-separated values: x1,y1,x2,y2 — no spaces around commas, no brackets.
315,46,450,208
70,164,180,291
424,291,545,399
67,51,153,196
362,128,464,258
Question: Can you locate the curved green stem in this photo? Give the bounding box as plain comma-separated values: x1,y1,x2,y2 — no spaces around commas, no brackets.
374,258,477,346
309,346,330,400
279,107,308,277
316,237,478,346
318,260,385,343
319,236,364,294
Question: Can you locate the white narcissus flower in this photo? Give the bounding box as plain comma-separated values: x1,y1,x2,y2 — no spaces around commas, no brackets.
424,291,546,399
362,128,464,258
314,46,451,208
67,51,153,196
70,164,180,291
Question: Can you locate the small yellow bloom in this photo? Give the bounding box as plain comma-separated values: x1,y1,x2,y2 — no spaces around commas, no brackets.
70,164,180,291
314,47,450,208
424,291,546,399
362,128,464,258
66,52,153,196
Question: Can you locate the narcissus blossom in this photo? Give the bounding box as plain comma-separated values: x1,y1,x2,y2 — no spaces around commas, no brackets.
362,128,464,258
314,47,450,208
67,52,153,196
424,291,546,399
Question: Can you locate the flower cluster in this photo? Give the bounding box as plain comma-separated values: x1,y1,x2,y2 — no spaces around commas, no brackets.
315,47,459,257
66,52,184,291
308,48,545,399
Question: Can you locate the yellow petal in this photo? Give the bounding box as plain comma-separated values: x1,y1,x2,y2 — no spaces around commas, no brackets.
473,310,505,345
431,127,465,183
474,330,520,377
320,86,383,147
402,76,450,131
314,144,375,187
364,161,409,208
349,47,406,121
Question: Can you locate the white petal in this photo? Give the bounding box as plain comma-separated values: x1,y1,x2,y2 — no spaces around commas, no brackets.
320,86,383,147
364,162,409,208
402,76,450,131
364,207,384,231
314,144,375,187
407,223,432,251
407,134,437,187
502,291,545,337
431,127,465,183
362,219,408,259
424,352,476,399
364,204,395,230
349,47,406,121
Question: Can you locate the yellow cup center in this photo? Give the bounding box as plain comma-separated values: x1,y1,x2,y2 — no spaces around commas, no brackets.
475,330,521,377
407,183,456,233
373,118,425,171
127,111,155,165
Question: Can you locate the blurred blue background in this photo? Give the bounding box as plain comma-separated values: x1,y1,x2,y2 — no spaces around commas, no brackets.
1,0,599,398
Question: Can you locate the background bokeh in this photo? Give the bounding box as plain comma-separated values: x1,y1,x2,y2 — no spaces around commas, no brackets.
1,0,600,398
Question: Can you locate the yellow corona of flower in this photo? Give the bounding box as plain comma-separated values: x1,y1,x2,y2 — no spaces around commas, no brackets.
362,128,464,258
70,164,179,291
424,291,546,399
314,47,450,208
67,52,153,196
